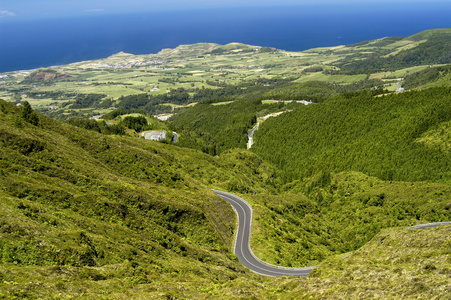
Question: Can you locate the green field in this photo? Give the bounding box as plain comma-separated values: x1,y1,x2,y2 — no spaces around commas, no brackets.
2,29,450,119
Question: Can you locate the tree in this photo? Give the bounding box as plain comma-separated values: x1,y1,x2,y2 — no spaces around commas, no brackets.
21,101,39,126
165,131,174,144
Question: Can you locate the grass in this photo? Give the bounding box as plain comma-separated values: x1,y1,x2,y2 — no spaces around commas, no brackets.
307,224,451,299
416,120,451,153
389,65,431,78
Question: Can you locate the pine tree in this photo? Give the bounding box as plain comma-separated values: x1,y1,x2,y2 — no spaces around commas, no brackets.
21,101,39,126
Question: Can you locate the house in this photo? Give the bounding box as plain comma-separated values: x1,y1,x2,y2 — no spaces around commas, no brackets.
142,131,167,141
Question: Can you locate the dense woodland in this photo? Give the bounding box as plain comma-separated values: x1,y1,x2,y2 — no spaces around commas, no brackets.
170,99,302,155
252,87,451,184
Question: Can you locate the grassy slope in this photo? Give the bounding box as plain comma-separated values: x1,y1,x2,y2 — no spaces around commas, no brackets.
246,171,451,267
275,224,451,299
0,100,277,298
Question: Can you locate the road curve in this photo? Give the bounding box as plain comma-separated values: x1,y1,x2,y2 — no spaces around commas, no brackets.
213,189,316,277
407,221,451,229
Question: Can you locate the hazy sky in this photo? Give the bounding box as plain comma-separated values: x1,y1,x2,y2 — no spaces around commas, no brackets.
1,0,450,21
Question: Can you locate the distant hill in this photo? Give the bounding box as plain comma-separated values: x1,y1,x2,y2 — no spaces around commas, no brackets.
336,28,451,72
21,68,72,83
2,28,450,120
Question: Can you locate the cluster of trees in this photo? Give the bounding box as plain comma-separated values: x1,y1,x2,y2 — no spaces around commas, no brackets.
71,94,107,109
25,91,76,100
120,115,149,132
170,98,302,155
24,91,111,110
302,66,324,73
67,110,170,136
252,87,451,184
66,118,125,135
102,109,146,120
261,80,388,103
20,101,39,126
403,65,451,89
118,88,190,110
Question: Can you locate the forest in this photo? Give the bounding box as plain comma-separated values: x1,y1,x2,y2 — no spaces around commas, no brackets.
170,99,303,155
251,87,451,184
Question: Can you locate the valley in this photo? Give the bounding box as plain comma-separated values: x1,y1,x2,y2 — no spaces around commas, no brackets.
1,28,451,299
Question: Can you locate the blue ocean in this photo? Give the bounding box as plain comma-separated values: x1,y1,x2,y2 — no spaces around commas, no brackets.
1,3,450,73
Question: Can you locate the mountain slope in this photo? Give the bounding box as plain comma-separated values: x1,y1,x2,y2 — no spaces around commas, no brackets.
1,94,451,298
252,87,451,183
0,99,280,298
336,28,451,72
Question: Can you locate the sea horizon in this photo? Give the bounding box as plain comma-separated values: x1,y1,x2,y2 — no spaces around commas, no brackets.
1,3,451,73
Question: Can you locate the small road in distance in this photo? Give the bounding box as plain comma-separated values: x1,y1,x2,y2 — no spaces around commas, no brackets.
213,189,316,277
407,222,451,229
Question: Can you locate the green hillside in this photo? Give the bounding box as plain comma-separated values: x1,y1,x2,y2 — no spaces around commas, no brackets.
2,96,451,298
0,100,278,298
403,65,451,90
335,28,451,73
252,87,451,183
246,171,451,268
277,224,451,299
1,28,451,298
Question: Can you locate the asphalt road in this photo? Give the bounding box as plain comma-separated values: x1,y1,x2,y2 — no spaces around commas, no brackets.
213,189,316,277
407,221,451,229
213,190,451,276
247,124,259,138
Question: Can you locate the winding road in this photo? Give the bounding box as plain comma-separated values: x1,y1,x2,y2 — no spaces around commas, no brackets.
213,190,451,277
213,189,316,277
